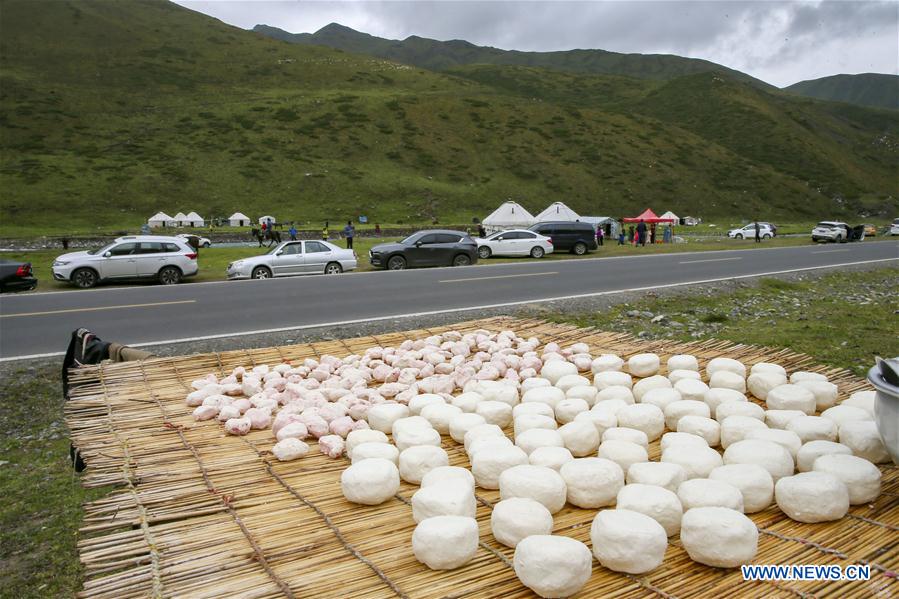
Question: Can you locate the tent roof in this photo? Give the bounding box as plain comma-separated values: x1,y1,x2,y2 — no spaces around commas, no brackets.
173,212,188,220
148,211,173,221
535,202,580,222
659,210,679,221
579,216,615,225
186,211,203,220
229,212,249,220
623,208,675,223
482,201,536,227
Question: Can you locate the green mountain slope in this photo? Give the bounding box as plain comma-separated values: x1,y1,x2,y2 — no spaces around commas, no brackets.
253,23,772,88
785,74,899,111
1,0,896,235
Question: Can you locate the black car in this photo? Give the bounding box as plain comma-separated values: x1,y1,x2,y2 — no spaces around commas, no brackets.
370,230,479,270
0,259,38,292
528,221,598,254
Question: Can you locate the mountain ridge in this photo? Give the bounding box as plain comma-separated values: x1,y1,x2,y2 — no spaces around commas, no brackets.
0,0,896,235
785,73,898,111
252,23,773,89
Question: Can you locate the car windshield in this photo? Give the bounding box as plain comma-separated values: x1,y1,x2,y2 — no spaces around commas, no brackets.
401,233,423,244
86,242,115,255
486,231,505,240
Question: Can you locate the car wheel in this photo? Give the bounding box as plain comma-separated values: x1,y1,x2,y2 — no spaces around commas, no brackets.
387,256,406,270
452,254,472,267
203,242,211,248
325,262,343,275
72,268,98,289
763,233,771,239
252,266,272,279
477,246,492,259
836,235,844,243
530,246,545,258
572,242,587,255
158,266,182,285
735,234,743,240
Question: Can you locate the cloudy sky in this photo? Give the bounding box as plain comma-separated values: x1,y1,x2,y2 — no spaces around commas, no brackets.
175,1,898,87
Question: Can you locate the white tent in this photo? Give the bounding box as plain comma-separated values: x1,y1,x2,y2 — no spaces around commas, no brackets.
148,211,174,228
229,212,250,227
535,202,580,222
580,216,619,239
184,211,204,227
482,201,536,232
173,212,188,227
660,211,680,224
258,215,276,225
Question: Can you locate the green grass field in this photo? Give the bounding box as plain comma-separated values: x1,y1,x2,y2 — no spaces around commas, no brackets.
3,234,835,291
2,265,896,596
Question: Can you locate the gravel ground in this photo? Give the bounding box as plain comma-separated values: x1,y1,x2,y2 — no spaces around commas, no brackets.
2,260,891,377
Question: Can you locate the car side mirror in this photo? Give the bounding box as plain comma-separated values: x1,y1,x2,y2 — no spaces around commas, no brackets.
276,250,284,256
415,241,423,247
497,237,504,241
103,251,112,258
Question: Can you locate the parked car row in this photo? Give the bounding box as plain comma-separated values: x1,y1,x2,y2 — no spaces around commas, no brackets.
26,217,896,291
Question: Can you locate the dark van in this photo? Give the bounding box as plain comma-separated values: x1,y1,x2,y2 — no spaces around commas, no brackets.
528,221,598,255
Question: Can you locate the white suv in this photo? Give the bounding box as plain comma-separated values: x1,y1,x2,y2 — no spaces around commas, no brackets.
52,235,199,288
811,221,850,243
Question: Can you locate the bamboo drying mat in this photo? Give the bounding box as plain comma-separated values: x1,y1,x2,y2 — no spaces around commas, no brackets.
65,316,898,599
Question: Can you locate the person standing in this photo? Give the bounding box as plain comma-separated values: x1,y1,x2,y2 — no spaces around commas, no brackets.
322,221,329,241
596,226,604,246
650,223,657,245
663,224,672,244
374,223,381,237
628,225,635,243
288,225,297,241
754,220,761,243
343,221,355,249
477,223,486,238
636,220,647,247
618,227,625,245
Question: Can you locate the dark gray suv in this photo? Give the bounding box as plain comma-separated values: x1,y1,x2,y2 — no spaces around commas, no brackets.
528,221,598,254
369,230,479,270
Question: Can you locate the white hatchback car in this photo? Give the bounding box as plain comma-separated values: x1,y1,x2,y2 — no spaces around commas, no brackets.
176,233,212,248
891,218,899,236
476,229,554,259
727,223,774,239
52,235,199,288
227,240,358,279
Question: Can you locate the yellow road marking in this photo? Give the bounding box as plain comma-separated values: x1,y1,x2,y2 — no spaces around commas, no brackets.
440,272,558,283
0,300,196,318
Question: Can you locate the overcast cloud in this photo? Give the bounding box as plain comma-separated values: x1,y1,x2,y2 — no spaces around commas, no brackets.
175,1,898,87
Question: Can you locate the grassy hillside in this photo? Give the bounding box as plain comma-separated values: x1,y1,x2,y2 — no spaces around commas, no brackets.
0,0,897,236
254,23,771,88
785,73,899,111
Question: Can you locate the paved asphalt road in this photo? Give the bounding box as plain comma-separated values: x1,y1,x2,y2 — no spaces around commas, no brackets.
1,242,895,360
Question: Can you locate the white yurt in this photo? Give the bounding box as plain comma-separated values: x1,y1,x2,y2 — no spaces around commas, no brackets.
229,212,250,227
659,211,680,225
535,202,581,222
258,215,276,225
184,211,204,227
147,212,174,228
173,212,188,227
482,201,536,233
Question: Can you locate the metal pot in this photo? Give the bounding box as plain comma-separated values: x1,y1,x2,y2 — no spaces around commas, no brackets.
868,360,899,465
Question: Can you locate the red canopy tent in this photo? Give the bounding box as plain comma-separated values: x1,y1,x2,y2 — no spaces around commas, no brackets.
623,208,675,223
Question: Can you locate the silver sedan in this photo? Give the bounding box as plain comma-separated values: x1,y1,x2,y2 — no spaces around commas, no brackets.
227,240,357,280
